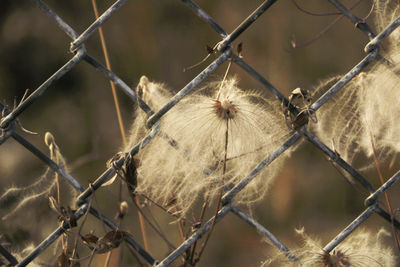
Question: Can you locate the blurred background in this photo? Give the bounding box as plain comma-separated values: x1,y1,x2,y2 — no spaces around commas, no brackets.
1,0,399,266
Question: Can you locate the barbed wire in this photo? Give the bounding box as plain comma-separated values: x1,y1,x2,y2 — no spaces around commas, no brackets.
1,0,400,266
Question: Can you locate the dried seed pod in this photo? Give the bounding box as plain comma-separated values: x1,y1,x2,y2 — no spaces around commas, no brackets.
94,231,127,254
119,201,128,218
44,131,55,147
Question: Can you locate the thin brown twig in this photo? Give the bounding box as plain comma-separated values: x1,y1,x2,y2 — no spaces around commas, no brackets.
194,118,229,264
139,193,192,223
291,0,342,16
370,134,400,255
125,243,146,267
90,0,126,145
188,196,209,264
104,217,122,267
90,0,149,259
362,0,375,21
69,198,93,267
190,63,233,264
90,186,122,267
290,12,344,50
175,205,186,242
289,0,364,50
128,190,176,251
55,174,68,255
51,142,68,257
183,44,217,72
216,59,232,100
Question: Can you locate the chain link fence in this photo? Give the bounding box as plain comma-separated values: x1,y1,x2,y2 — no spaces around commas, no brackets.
1,0,400,266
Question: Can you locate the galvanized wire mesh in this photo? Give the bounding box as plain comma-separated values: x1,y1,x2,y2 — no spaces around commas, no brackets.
1,0,400,266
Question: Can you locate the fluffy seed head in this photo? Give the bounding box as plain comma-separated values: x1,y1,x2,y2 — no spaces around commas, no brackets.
133,77,290,215
310,2,400,168
124,75,172,152
263,227,397,267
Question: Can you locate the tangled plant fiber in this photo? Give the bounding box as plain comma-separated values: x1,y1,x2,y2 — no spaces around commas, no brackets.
127,76,290,216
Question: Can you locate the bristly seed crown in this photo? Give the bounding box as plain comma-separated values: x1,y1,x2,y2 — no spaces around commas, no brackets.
213,99,237,119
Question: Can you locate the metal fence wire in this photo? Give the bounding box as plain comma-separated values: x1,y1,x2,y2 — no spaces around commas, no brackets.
1,0,400,266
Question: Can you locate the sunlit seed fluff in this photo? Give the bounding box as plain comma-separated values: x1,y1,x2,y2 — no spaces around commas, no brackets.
124,75,172,153
310,75,365,166
12,245,42,267
0,132,74,220
263,227,397,267
310,2,400,168
133,77,290,215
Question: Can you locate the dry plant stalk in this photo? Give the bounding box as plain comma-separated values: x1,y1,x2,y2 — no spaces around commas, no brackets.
89,0,150,257
128,76,289,217
264,227,397,266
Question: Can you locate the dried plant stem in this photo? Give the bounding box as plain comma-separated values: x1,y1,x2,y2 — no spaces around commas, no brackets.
91,0,149,256
217,59,232,99
290,0,363,50
125,243,146,267
55,174,67,255
139,193,191,222
128,191,175,251
104,226,121,267
87,249,96,267
175,205,186,242
171,196,186,265
370,135,400,255
187,59,233,265
188,196,209,264
70,198,93,267
291,0,342,16
195,119,229,264
90,0,126,144
136,195,150,251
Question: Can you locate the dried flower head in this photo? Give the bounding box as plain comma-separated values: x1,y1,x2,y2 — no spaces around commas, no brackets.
264,227,397,266
132,77,290,215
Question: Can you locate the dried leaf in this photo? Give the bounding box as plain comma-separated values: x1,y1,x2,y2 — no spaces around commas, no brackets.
81,233,99,246
292,110,309,130
237,42,243,57
101,173,118,187
58,252,69,267
125,156,138,193
94,230,127,254
58,250,80,267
